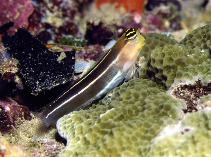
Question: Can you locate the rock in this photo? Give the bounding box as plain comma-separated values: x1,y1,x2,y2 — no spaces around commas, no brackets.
0,98,31,133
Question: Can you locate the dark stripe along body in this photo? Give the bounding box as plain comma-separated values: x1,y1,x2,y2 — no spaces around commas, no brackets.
41,28,145,127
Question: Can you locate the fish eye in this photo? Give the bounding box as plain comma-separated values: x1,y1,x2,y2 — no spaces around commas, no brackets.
125,28,137,40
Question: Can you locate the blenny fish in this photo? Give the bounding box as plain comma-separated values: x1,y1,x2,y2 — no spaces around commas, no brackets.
41,28,145,126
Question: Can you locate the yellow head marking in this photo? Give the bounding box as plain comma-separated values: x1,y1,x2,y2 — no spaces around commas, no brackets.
125,28,137,40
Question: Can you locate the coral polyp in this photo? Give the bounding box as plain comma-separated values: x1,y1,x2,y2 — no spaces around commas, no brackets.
57,79,183,156
181,24,211,54
56,24,211,157
146,44,210,87
150,111,211,157
0,1,211,156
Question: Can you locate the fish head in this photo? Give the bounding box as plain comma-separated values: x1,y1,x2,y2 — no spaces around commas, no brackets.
115,28,145,72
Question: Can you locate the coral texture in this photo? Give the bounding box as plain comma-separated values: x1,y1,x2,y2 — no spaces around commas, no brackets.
56,24,211,157
138,33,178,82
0,98,31,132
141,33,177,60
150,111,211,157
0,0,34,31
5,118,64,157
180,24,211,54
139,29,211,87
0,136,26,157
146,44,210,87
57,79,183,157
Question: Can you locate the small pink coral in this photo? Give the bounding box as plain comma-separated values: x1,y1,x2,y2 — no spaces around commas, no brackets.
0,98,31,132
0,0,34,31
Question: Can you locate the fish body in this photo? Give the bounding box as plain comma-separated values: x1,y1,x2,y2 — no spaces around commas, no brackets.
41,28,145,126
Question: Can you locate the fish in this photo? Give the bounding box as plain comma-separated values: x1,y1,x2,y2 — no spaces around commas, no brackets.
41,28,145,127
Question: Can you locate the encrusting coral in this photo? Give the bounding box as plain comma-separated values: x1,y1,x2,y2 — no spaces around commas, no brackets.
57,79,183,157
180,24,211,55
56,24,211,157
139,25,211,87
146,44,210,87
0,1,210,156
137,33,177,82
0,135,26,157
141,33,177,60
5,118,64,157
149,111,211,157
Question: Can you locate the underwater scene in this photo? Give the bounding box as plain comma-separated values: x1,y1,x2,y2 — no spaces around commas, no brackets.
0,0,211,156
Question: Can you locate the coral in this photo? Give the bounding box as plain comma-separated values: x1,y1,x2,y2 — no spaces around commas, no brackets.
179,0,210,28
141,2,182,33
137,33,177,82
80,3,130,29
85,22,114,45
96,0,145,14
5,118,64,157
140,33,177,60
0,135,26,157
0,0,34,32
76,44,104,61
141,14,164,32
28,0,80,42
0,43,23,96
200,95,211,107
55,25,211,156
0,98,31,133
57,79,183,157
140,44,211,87
149,111,211,157
145,0,181,11
180,24,211,55
0,58,18,75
